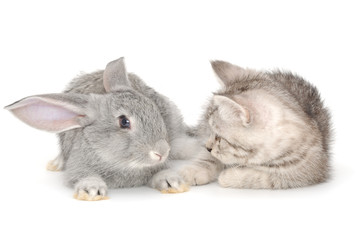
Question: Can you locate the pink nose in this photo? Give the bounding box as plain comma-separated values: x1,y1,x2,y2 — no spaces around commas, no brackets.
149,151,163,161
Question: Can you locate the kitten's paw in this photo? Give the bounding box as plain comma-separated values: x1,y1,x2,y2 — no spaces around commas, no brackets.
149,169,189,194
179,165,213,186
218,169,235,188
73,177,109,201
46,154,64,171
218,168,272,189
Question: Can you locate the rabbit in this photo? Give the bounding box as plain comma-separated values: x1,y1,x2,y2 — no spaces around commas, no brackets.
5,57,198,200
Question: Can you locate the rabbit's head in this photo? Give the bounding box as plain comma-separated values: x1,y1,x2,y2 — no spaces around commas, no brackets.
5,58,170,169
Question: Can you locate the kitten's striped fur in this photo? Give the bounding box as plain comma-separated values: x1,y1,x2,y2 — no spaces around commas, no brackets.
180,60,331,189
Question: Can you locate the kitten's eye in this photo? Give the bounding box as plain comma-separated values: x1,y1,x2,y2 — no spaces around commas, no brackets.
215,134,221,142
119,115,131,129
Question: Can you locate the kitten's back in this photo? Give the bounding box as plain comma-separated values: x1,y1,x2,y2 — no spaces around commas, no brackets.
268,71,332,155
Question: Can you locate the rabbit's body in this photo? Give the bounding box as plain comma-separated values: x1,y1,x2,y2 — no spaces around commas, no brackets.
58,70,187,188
6,58,195,200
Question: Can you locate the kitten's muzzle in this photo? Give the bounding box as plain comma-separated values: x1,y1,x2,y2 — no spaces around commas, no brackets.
205,138,214,153
206,134,220,153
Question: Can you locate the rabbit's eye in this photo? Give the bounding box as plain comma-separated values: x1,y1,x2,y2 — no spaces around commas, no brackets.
119,115,131,129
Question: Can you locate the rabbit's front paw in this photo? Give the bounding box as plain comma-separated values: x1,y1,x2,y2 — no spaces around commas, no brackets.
149,169,189,194
73,177,109,201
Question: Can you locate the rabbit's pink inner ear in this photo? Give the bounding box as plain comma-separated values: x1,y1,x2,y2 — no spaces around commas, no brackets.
7,98,83,133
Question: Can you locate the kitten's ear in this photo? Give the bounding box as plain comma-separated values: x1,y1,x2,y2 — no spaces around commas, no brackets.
103,57,131,92
5,94,91,133
213,95,251,126
210,60,245,86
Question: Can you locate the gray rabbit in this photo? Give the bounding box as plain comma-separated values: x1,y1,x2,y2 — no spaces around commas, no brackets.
5,57,198,200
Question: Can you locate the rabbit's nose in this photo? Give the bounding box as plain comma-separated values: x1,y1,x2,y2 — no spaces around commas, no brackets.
149,151,163,161
150,139,170,162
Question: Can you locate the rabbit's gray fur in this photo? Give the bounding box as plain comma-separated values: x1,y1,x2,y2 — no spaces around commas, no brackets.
63,70,185,152
6,57,196,200
60,71,187,188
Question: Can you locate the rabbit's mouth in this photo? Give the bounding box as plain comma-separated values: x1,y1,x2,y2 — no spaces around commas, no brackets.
149,149,169,164
149,151,164,161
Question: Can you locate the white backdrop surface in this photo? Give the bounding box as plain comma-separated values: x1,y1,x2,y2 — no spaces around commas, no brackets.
0,1,360,240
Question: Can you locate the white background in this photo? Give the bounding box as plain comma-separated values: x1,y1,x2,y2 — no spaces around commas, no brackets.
0,1,360,239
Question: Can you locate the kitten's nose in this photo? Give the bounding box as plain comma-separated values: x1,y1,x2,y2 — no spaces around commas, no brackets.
206,147,212,152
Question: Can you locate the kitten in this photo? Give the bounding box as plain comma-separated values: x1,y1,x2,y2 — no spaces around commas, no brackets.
180,60,331,189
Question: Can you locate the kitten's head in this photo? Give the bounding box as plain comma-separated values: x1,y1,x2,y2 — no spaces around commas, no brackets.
205,60,303,165
205,93,266,165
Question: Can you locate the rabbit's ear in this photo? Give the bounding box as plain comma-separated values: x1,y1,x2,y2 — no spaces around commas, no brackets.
5,94,90,133
103,57,131,92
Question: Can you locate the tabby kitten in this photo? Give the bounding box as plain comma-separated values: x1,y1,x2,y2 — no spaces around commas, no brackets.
180,60,331,189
